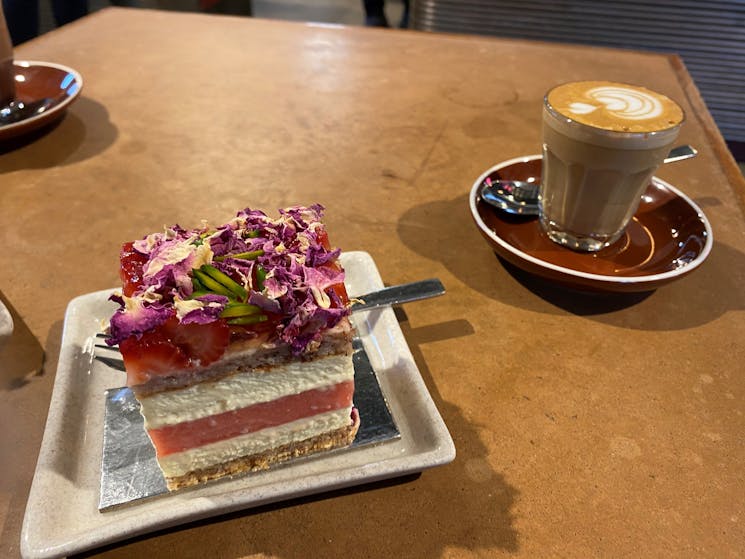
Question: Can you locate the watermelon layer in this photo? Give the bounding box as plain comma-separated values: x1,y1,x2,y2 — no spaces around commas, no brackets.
147,380,355,457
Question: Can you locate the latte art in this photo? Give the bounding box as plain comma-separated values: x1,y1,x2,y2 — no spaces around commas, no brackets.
547,80,683,133
584,86,663,120
568,102,597,115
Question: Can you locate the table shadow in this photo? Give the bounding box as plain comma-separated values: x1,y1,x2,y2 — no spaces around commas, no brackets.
72,315,521,559
0,96,118,173
397,194,744,331
0,290,45,391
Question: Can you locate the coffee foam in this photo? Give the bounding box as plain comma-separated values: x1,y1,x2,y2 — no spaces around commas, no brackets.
547,81,683,133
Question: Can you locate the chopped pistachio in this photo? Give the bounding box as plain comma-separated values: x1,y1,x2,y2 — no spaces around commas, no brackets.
201,264,248,301
227,314,268,325
215,249,264,262
220,303,262,318
192,269,234,297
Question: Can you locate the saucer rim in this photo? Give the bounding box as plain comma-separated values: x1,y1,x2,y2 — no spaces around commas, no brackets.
0,60,84,139
469,154,714,287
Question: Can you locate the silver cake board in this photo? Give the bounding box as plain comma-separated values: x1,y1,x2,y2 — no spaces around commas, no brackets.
99,339,399,510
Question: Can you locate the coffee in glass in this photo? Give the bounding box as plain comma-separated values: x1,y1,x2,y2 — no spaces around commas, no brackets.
540,80,684,252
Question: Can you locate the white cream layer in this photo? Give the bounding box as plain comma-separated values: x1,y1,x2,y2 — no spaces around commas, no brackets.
139,353,354,429
158,408,352,477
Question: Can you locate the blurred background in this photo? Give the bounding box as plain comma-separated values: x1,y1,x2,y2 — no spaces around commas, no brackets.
33,0,405,31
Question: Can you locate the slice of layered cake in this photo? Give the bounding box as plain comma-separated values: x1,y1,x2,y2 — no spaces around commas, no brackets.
106,205,359,490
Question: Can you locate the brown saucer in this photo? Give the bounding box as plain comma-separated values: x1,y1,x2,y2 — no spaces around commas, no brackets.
0,61,83,141
469,155,713,292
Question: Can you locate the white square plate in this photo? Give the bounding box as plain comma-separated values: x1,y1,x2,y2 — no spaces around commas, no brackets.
21,251,455,559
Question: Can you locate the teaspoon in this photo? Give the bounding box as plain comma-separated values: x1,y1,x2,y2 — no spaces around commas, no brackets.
481,145,698,216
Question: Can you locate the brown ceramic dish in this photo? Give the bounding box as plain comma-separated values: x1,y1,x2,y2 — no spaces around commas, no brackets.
469,155,713,292
0,60,82,141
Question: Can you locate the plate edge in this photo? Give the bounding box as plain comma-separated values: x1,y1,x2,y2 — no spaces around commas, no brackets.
20,251,455,558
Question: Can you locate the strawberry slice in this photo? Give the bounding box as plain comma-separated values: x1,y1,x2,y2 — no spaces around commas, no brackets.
162,318,231,367
120,333,190,385
320,260,348,307
317,229,331,250
314,229,347,307
119,242,148,296
328,282,349,306
119,318,231,385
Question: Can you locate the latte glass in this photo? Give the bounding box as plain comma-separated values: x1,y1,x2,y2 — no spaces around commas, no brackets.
540,81,684,252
